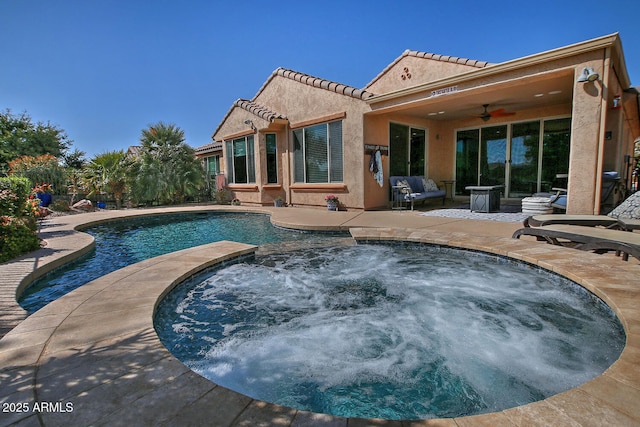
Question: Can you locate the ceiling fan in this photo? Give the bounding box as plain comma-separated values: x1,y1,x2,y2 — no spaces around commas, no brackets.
474,104,515,122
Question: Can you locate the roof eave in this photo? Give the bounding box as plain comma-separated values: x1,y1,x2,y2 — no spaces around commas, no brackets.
367,33,623,105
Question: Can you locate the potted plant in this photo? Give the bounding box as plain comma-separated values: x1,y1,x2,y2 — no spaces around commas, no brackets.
274,196,285,207
33,183,53,207
325,194,339,211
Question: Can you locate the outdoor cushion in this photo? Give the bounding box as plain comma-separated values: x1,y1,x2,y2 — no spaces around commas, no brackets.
422,178,440,192
608,191,640,219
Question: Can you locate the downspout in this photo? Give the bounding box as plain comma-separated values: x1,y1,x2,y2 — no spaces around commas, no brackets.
594,48,611,214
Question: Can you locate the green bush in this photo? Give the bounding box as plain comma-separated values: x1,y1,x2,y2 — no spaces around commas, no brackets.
0,176,40,262
51,198,70,212
215,187,232,204
0,177,32,216
0,217,40,262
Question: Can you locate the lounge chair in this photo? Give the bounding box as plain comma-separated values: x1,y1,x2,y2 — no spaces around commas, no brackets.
512,224,640,262
533,171,621,214
524,190,640,231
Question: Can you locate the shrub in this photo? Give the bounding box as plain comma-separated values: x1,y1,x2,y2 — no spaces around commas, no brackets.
0,176,41,262
0,216,40,262
0,177,32,216
8,154,67,195
215,187,233,204
50,198,70,212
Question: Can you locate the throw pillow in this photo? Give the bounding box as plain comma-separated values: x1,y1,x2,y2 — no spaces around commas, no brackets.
397,179,413,193
422,178,440,192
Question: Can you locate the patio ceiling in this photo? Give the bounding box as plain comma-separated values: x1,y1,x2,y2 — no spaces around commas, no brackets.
367,68,575,122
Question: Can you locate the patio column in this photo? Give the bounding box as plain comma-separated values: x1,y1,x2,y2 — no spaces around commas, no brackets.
567,58,608,214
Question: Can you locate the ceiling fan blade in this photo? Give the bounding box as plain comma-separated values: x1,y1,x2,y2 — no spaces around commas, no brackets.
489,108,515,117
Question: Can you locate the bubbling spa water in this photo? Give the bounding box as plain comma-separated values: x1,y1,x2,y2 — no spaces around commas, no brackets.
155,244,625,420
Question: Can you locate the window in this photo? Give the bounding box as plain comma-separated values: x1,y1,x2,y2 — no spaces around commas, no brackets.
266,134,278,184
293,121,343,183
204,155,220,178
225,135,255,184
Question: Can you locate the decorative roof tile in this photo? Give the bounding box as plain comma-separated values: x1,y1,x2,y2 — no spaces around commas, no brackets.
194,141,222,155
234,99,287,122
271,67,375,100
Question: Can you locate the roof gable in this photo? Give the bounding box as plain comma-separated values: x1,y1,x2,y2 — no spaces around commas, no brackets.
365,49,491,94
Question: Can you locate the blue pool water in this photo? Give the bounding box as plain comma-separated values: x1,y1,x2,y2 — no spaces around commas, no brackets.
19,212,339,313
155,243,625,420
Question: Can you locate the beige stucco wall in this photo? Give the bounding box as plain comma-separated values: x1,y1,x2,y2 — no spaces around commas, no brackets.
364,43,639,214
209,35,639,213
366,54,484,95
214,74,371,209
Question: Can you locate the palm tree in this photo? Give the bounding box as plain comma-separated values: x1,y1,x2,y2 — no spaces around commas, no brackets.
83,150,128,209
131,122,204,204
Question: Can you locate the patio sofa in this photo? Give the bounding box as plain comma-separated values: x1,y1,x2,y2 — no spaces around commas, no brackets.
390,176,446,210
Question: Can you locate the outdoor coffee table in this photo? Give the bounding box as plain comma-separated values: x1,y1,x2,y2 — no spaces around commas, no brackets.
465,185,504,213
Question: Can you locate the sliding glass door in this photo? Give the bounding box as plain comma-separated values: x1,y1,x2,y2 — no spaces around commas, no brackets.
509,122,540,197
455,129,479,194
456,118,570,197
480,125,507,188
389,123,426,177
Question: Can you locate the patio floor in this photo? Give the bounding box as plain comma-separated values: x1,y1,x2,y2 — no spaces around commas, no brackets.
1,205,639,426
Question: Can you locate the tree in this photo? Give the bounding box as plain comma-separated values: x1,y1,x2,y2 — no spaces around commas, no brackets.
83,151,128,209
129,122,203,204
62,148,87,170
0,109,72,173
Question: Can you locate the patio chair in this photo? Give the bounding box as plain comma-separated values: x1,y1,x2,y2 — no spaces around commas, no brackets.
524,190,640,231
512,224,640,262
532,171,621,214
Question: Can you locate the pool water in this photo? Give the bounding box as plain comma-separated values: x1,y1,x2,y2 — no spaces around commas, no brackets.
20,212,339,313
155,243,625,420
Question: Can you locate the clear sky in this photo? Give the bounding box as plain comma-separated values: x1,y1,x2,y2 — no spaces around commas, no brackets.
2,0,639,159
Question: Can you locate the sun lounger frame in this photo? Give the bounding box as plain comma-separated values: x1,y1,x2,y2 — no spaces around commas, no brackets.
513,224,640,262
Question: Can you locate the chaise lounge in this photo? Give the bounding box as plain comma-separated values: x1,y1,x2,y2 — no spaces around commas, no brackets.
512,224,640,261
523,190,640,231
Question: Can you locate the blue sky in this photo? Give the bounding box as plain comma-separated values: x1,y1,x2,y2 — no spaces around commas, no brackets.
2,0,639,159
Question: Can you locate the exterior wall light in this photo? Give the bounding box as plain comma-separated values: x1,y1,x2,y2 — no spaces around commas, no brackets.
577,67,599,83
243,119,257,131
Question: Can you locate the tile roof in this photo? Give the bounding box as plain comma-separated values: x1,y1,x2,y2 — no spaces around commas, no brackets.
234,99,287,122
194,141,222,155
364,49,492,89
254,67,375,101
204,67,374,147
126,145,142,157
403,49,492,68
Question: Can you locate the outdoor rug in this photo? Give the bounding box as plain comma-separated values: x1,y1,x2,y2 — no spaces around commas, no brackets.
420,204,528,223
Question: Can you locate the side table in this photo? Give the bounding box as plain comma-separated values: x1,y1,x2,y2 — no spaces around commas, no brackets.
440,180,456,202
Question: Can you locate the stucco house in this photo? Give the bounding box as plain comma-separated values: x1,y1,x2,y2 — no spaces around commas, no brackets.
197,33,639,214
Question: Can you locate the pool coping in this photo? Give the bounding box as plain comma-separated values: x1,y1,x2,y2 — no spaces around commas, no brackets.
1,206,639,425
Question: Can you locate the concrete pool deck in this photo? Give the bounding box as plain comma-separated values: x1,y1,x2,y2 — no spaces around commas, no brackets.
1,205,639,426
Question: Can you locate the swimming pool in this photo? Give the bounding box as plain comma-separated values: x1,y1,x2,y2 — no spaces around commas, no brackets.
19,212,342,313
155,243,625,420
